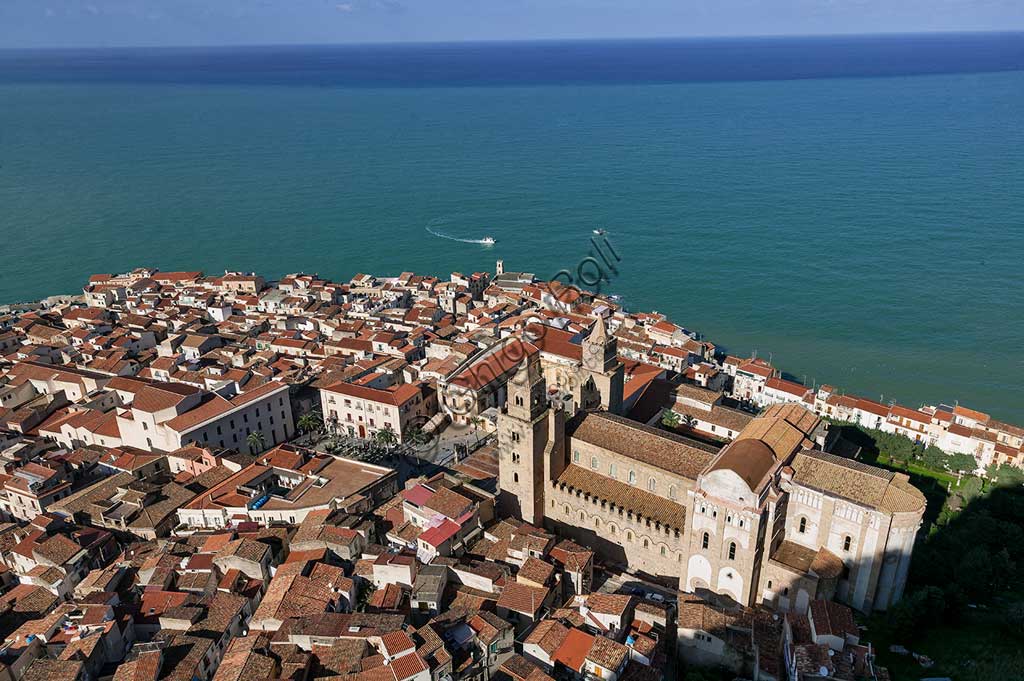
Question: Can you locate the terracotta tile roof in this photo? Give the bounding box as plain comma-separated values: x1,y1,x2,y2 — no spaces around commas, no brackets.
22,659,84,681
215,538,269,565
517,557,555,585
496,581,549,617
131,382,201,413
468,611,509,644
585,593,634,616
164,393,234,432
423,486,474,520
552,628,595,672
569,411,715,479
388,651,430,681
707,438,778,491
770,540,818,574
548,539,592,572
212,636,277,681
791,450,926,514
586,636,629,671
380,630,417,656
524,619,570,654
677,593,745,637
500,654,555,681
809,599,858,639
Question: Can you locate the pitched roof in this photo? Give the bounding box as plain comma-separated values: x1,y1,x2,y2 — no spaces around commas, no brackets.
568,411,716,479
496,581,548,617
791,450,926,514
552,628,595,672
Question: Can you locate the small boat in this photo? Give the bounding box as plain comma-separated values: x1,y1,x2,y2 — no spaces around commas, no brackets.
592,228,607,236
480,236,496,245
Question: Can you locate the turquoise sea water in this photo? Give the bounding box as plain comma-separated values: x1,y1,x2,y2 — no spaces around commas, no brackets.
1,36,1023,420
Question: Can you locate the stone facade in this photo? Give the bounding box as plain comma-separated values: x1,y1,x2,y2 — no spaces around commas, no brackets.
497,349,927,614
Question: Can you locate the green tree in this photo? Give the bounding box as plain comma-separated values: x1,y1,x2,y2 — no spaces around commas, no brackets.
955,476,985,505
661,408,682,429
1005,601,1024,639
374,425,398,449
403,426,430,447
947,452,977,475
470,416,485,444
246,431,266,452
993,464,1024,488
956,545,994,601
297,411,322,435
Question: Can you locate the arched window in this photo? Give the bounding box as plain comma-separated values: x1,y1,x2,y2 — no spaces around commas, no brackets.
647,477,656,492
564,505,571,515
550,499,555,507
627,531,634,542
609,524,617,535
843,535,852,552
591,456,598,470
580,512,585,521
660,546,666,556
515,395,523,407
728,542,736,560
513,472,519,483
702,532,709,550
594,518,601,529
573,450,581,463
798,517,806,534
628,470,636,485
643,539,649,548
669,485,677,500
609,463,617,478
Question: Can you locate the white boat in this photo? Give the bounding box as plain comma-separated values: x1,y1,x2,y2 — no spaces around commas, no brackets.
480,236,496,245
592,228,607,236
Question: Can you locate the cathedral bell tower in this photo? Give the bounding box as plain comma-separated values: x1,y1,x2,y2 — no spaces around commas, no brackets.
497,350,552,525
581,315,624,414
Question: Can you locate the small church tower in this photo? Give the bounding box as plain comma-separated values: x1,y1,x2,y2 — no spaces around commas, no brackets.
495,259,504,275
497,350,552,525
581,315,624,414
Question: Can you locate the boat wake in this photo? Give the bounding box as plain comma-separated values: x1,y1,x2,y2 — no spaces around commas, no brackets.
426,219,495,245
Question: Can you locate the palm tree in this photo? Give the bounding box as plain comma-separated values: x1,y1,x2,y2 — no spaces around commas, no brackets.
297,411,322,436
246,431,266,453
660,408,681,429
682,414,698,431
374,425,398,450
470,416,485,445
403,426,431,447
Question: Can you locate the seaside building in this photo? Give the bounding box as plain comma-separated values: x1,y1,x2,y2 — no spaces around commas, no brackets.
497,352,925,613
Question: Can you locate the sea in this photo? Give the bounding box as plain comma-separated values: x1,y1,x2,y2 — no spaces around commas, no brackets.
1,33,1022,420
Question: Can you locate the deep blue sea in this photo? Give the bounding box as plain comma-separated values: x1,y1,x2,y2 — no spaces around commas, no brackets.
1,34,1023,419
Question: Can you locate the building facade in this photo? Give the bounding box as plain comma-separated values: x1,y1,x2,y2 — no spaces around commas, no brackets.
497,356,926,614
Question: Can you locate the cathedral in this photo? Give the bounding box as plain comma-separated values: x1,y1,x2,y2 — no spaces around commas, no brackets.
497,319,925,614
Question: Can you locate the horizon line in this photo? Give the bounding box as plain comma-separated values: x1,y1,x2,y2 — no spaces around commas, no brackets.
2,28,1023,53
